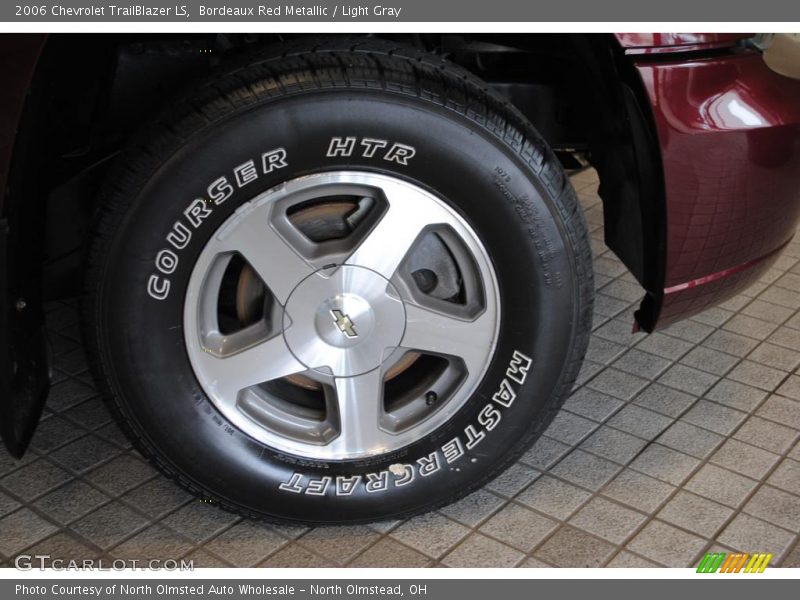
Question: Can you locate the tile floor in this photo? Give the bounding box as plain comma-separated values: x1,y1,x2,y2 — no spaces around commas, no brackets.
1,169,799,568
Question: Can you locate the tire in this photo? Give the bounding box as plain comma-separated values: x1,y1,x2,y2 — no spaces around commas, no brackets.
83,38,593,524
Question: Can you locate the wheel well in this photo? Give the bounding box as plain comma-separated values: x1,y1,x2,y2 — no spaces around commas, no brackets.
9,33,664,326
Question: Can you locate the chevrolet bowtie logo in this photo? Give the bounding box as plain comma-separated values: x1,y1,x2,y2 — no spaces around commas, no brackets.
330,309,358,338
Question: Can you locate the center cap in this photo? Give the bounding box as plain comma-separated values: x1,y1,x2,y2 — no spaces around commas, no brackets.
283,265,406,377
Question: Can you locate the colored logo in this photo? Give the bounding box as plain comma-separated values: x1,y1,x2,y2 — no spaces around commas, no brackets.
330,309,358,338
696,552,773,573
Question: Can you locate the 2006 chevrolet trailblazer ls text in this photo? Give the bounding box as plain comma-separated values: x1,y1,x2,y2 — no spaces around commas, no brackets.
1,33,799,523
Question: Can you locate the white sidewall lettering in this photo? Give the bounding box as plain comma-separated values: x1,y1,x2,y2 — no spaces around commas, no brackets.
276,350,534,496
326,136,416,165
146,148,289,301
147,275,170,301
155,249,178,275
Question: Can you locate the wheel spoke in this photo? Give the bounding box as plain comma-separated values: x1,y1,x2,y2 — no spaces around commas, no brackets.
184,171,500,460
345,183,442,279
327,369,390,456
402,303,496,373
215,203,315,304
193,334,306,404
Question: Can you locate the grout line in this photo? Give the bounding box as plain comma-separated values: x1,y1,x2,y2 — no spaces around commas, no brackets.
515,278,800,566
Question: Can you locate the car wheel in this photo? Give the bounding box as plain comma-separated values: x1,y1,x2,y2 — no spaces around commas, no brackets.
84,39,593,524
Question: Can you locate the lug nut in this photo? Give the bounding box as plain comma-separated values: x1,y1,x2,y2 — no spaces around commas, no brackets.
425,391,438,405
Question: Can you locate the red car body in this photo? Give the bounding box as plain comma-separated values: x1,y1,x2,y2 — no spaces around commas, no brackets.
617,33,800,327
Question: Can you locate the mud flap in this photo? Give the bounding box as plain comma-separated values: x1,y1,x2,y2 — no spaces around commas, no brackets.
0,219,51,458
